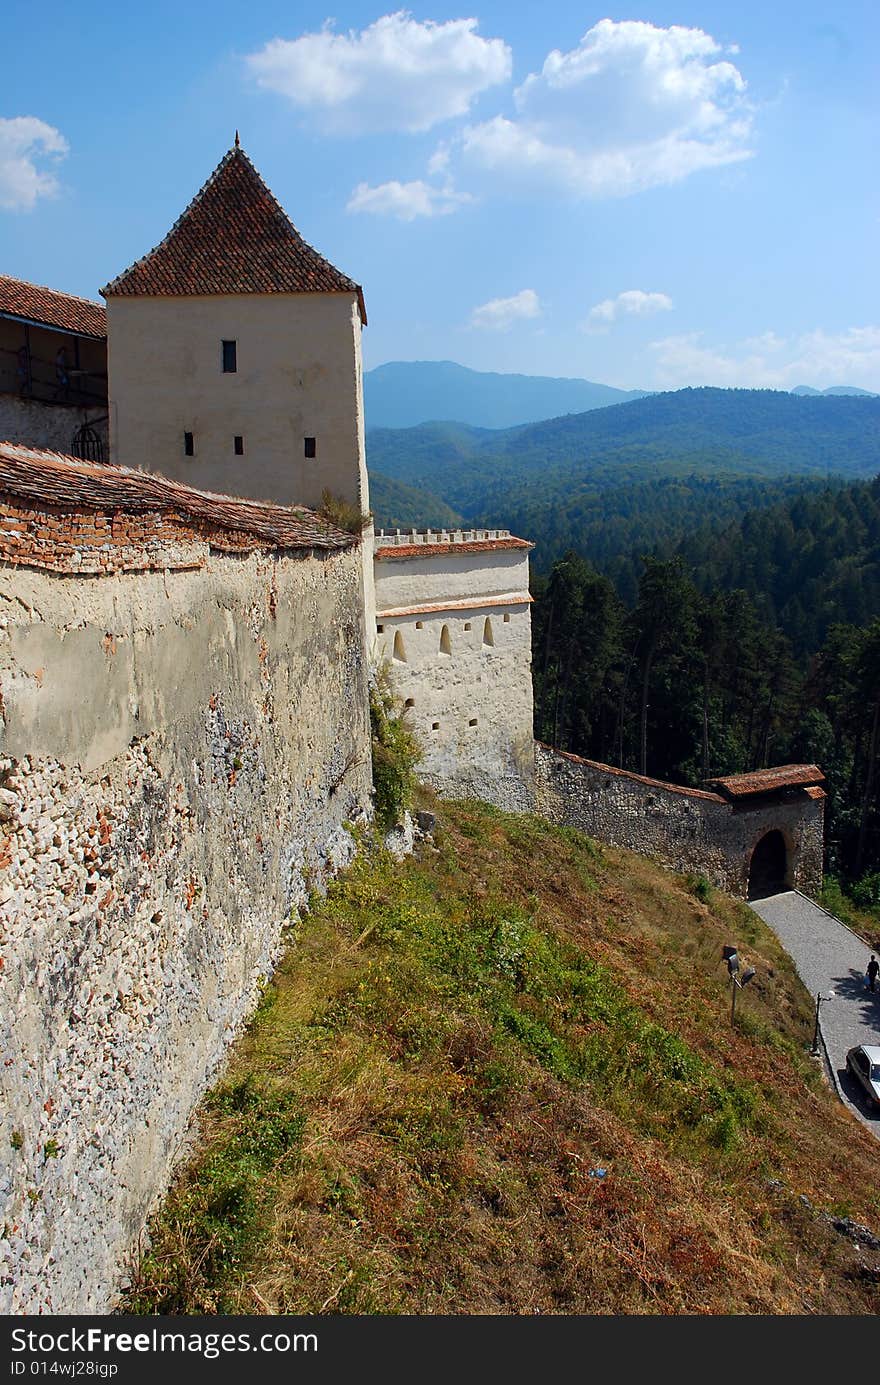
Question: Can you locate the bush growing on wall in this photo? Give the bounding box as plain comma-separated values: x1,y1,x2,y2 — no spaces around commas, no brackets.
370,665,422,830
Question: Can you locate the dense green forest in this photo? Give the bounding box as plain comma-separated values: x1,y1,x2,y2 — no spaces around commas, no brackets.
368,470,462,530
368,388,880,505
367,387,880,582
676,479,880,657
533,518,880,887
366,387,880,888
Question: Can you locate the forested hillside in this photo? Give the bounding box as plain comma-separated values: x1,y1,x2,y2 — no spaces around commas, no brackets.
367,388,880,576
369,471,462,530
678,478,880,657
534,525,880,885
368,388,880,502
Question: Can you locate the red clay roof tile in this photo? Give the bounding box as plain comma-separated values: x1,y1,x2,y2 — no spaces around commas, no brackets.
540,745,725,802
706,765,824,798
0,443,354,553
101,144,366,322
0,275,106,339
375,538,533,561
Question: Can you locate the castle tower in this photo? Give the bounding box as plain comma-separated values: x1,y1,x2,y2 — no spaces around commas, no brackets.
101,140,370,521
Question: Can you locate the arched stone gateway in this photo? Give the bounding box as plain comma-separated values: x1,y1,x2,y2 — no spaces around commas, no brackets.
535,751,826,900
748,829,790,899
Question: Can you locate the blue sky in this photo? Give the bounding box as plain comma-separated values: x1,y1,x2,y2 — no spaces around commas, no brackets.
3,2,878,391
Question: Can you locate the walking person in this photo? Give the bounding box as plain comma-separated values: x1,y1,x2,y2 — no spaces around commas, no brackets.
867,953,879,992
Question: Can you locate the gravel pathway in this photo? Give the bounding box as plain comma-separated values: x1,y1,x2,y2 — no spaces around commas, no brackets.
750,890,880,1132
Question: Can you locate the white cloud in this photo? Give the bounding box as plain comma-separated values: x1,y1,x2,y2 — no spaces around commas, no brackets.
650,327,880,390
347,178,470,220
470,289,541,331
588,289,673,327
246,12,511,134
0,117,68,211
460,18,752,198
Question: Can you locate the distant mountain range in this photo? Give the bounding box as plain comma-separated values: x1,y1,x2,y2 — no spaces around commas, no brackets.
364,360,647,430
791,385,877,397
366,386,880,581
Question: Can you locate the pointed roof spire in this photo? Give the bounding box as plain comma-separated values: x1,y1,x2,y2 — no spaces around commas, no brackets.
101,144,366,323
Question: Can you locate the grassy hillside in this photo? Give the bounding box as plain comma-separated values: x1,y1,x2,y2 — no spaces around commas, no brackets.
125,802,880,1315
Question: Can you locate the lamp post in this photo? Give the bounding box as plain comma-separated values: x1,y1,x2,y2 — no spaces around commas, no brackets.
810,992,834,1056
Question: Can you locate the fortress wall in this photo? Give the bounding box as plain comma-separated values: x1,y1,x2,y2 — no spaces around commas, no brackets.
374,544,535,811
0,394,108,458
0,543,372,1313
535,745,825,898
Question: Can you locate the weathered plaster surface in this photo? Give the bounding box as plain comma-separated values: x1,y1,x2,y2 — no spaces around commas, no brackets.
374,544,535,810
0,395,108,458
106,294,369,515
535,745,824,898
0,546,371,1313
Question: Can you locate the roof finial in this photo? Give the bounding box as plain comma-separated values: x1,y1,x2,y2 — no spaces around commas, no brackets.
234,129,240,149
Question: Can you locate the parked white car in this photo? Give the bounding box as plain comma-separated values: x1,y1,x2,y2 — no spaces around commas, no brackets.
845,1044,880,1109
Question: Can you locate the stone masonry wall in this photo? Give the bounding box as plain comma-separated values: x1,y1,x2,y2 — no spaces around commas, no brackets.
0,395,108,459
535,745,825,898
0,543,372,1313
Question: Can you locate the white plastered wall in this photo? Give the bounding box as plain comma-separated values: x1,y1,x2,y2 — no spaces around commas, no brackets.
106,292,369,515
373,546,535,809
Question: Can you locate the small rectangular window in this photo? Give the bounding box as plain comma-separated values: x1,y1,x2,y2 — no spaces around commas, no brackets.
184,431,194,456
304,436,316,459
464,622,472,631
503,613,510,623
431,721,440,731
222,340,237,373
469,718,478,727
376,623,385,633
234,435,244,456
415,620,423,629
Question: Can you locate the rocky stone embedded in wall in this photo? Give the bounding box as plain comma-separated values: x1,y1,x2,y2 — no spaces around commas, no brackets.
0,395,108,460
0,540,372,1313
534,744,825,899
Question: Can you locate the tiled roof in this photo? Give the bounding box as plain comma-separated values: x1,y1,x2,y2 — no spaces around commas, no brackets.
0,443,354,552
541,745,725,802
375,538,533,561
376,591,533,618
0,275,106,339
101,143,367,323
706,765,825,798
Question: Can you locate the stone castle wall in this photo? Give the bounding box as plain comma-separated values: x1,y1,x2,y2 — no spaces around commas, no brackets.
374,535,535,811
534,744,825,898
0,394,108,459
0,541,372,1313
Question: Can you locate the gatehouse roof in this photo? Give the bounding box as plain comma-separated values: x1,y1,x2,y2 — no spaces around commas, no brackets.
706,765,825,799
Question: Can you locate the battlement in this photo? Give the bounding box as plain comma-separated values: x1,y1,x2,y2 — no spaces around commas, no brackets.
376,527,514,545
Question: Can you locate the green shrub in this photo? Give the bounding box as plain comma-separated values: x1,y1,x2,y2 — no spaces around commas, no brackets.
369,666,422,830
684,872,713,904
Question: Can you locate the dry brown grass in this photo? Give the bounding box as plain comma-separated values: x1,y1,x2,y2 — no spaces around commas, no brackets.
123,801,880,1316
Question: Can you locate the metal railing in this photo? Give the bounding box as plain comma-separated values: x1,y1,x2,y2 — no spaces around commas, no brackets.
0,344,107,410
